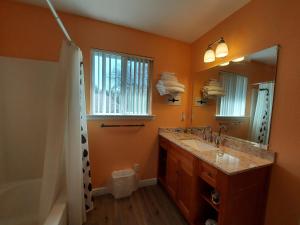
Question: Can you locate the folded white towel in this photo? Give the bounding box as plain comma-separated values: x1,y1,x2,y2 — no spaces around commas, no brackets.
156,83,167,95
161,73,177,81
161,72,176,76
206,90,225,96
158,80,185,89
156,85,185,95
156,72,185,96
206,81,221,86
156,83,185,95
203,86,224,92
165,86,185,93
205,79,222,87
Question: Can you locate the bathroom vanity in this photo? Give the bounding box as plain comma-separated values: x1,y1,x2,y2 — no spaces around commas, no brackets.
158,129,274,225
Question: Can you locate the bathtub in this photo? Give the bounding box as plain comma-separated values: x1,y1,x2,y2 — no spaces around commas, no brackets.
0,179,67,225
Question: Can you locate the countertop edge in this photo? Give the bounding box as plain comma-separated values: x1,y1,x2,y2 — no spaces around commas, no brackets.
159,133,274,176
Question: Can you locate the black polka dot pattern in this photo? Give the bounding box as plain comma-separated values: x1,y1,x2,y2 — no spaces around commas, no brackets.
81,135,86,144
79,60,94,212
88,183,92,191
83,149,88,157
257,87,272,144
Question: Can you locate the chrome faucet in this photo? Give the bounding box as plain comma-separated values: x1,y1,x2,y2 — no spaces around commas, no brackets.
202,126,213,142
215,125,227,148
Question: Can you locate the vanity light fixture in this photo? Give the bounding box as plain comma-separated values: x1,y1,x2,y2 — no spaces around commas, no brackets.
219,62,230,66
204,37,229,63
204,47,216,63
215,38,229,58
232,56,245,62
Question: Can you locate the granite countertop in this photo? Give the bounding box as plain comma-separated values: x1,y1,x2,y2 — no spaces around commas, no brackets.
159,129,274,175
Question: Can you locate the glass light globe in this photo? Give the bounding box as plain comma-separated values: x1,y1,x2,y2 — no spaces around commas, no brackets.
232,56,245,62
219,62,230,66
204,48,215,63
216,40,229,58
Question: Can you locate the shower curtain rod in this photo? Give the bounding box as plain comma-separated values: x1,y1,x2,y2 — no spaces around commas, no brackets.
45,0,72,43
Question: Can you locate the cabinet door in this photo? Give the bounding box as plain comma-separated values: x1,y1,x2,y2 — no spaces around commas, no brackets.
177,161,194,221
166,150,178,200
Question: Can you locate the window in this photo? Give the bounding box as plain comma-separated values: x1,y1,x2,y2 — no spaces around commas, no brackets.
217,71,248,117
91,50,152,116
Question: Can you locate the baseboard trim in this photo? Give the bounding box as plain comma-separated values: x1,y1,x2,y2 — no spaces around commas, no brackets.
92,186,110,196
138,178,157,188
92,178,157,197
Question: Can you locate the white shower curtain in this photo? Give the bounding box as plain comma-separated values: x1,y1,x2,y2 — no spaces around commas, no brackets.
39,41,93,225
63,41,94,224
80,58,94,213
62,41,85,225
250,82,274,144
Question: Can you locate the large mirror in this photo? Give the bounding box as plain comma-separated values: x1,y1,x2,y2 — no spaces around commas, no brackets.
191,46,279,149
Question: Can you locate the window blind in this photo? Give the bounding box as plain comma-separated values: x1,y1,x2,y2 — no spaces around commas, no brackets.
91,50,152,115
218,71,248,117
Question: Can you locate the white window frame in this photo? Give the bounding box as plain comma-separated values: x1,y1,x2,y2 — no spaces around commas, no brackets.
89,49,154,120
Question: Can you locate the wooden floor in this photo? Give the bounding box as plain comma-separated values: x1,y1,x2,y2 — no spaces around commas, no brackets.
84,185,189,225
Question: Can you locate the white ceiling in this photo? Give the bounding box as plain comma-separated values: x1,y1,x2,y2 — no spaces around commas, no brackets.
16,0,250,43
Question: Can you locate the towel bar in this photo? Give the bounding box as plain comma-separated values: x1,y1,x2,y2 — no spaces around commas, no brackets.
100,123,145,128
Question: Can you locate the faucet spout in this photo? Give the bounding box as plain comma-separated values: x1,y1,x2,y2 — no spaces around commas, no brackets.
202,126,212,142
215,124,227,148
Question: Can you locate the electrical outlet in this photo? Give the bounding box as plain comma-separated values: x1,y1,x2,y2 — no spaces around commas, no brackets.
133,163,140,173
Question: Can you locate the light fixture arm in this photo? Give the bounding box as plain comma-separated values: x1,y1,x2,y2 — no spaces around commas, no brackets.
208,37,225,48
204,37,228,63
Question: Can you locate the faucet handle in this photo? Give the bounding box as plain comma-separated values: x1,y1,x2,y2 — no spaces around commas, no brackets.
202,126,212,142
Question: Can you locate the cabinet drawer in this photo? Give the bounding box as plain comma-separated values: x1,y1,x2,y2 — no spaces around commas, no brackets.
199,161,217,187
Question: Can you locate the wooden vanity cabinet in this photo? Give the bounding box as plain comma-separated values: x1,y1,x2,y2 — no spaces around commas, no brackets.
158,136,271,225
166,149,178,199
215,166,271,225
159,137,199,224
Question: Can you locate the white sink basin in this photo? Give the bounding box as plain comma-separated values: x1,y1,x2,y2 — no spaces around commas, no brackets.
181,139,218,152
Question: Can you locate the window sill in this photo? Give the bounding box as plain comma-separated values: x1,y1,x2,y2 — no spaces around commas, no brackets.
215,115,249,121
87,114,156,121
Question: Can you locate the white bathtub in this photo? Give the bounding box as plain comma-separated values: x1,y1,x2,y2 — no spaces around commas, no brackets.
0,179,66,225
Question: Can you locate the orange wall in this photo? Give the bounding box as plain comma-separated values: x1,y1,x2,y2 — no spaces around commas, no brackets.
0,1,191,187
191,0,300,224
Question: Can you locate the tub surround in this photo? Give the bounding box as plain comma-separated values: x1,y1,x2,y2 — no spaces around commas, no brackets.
159,128,274,175
0,179,41,225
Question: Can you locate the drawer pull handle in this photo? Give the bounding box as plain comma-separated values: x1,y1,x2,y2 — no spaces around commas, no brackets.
207,172,212,178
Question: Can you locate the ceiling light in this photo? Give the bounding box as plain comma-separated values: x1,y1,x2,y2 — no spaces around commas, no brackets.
216,38,229,58
220,62,230,66
203,37,229,63
204,47,215,63
232,56,245,62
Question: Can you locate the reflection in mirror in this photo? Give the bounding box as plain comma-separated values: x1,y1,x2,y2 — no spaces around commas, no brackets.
192,46,279,149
